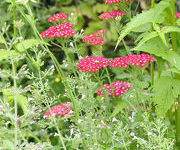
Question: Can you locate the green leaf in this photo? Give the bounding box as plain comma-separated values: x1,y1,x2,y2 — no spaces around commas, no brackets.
16,39,41,52
153,77,180,116
110,100,128,119
132,37,180,70
0,49,19,61
115,0,171,50
132,23,151,32
3,140,15,150
3,89,28,114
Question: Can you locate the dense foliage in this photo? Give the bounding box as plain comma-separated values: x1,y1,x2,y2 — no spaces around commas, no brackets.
0,0,180,149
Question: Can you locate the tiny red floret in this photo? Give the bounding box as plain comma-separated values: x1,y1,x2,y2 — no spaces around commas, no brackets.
82,30,106,45
175,12,180,20
98,10,125,20
41,22,76,38
97,81,131,97
48,13,68,22
77,56,110,73
105,0,130,4
44,102,72,118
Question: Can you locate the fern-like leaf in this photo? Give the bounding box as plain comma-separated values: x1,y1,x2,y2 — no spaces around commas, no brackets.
115,0,171,50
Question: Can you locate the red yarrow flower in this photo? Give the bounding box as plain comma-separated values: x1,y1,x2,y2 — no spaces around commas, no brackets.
109,54,155,69
98,10,125,20
44,102,72,118
105,0,130,4
82,30,106,45
41,22,76,38
48,13,68,22
175,12,180,20
77,56,110,73
97,81,131,97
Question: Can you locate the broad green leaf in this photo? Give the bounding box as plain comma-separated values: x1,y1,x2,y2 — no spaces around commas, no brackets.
134,26,180,46
132,23,151,32
115,0,171,50
110,100,128,119
0,49,19,61
132,37,180,70
156,56,165,78
3,88,28,114
153,76,180,116
16,39,40,52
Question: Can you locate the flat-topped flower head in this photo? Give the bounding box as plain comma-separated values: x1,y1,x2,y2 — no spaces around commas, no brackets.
41,22,76,38
109,54,155,68
105,0,130,4
44,102,72,118
98,10,125,20
82,30,106,45
48,13,68,22
175,12,180,20
77,56,110,73
97,81,131,97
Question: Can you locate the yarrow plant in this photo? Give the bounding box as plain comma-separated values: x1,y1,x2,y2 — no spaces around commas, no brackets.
109,54,155,68
41,22,76,38
82,30,106,45
97,81,131,97
98,10,125,20
48,13,68,22
77,56,110,73
44,102,72,118
175,12,180,20
105,0,130,4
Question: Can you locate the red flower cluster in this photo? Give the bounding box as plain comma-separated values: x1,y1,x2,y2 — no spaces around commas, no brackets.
109,54,155,68
97,81,131,97
82,30,106,45
98,10,125,20
105,0,130,4
77,56,110,73
175,12,180,20
48,13,68,22
41,22,76,38
44,102,72,118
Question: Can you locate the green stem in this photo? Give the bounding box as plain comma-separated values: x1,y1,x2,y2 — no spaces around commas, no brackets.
37,66,66,149
175,101,180,148
151,0,155,8
150,62,154,86
12,0,18,149
150,0,155,86
105,67,115,98
171,0,177,52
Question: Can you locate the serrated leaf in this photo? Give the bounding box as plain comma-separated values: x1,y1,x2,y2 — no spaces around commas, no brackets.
134,26,180,46
115,0,171,50
153,77,180,116
132,23,151,32
132,37,180,70
16,39,40,52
